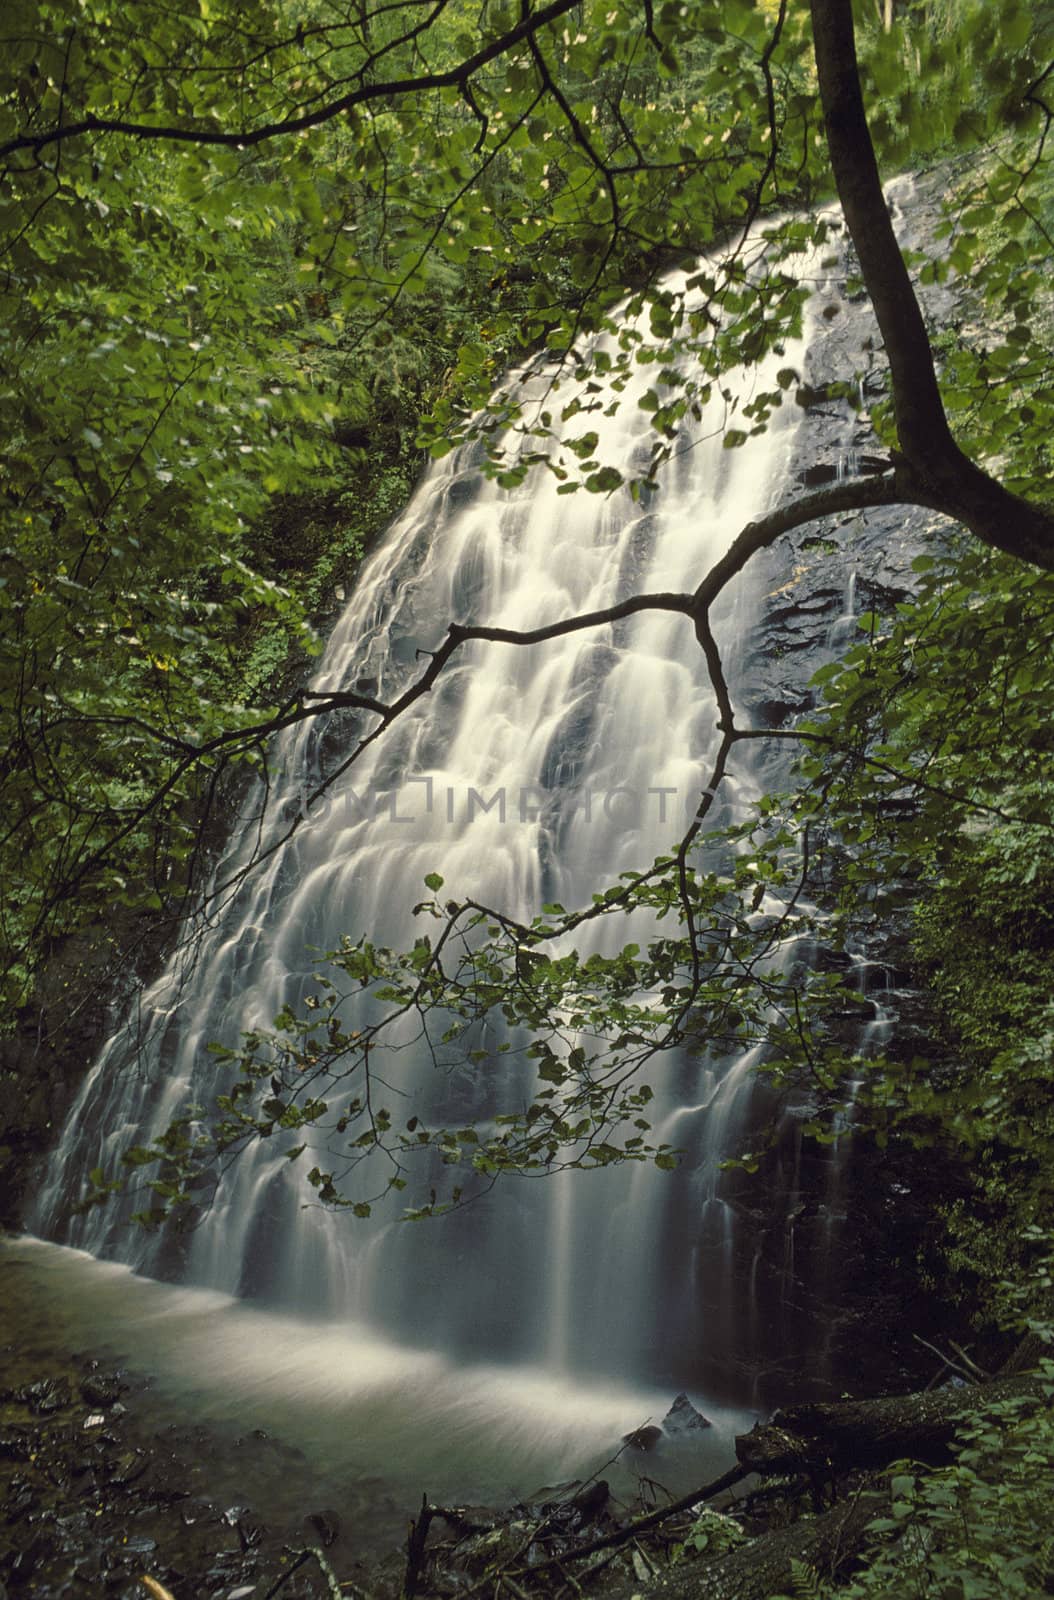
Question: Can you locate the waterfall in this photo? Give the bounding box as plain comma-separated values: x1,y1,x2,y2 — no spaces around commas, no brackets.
33,252,858,1404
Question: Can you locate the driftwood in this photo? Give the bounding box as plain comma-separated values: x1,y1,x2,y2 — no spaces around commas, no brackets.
734,1373,1048,1477
404,1495,436,1599
522,1464,750,1578
262,1545,344,1600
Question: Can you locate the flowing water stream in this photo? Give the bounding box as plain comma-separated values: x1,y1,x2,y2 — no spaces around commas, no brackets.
23,236,879,1507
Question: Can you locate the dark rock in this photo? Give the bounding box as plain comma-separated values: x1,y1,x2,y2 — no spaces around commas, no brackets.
444,472,481,510
765,592,842,624
237,1517,264,1552
202,1549,254,1591
109,1448,148,1485
306,1507,341,1547
563,1479,609,1523
18,1378,71,1416
6,1533,49,1583
622,1423,662,1450
753,696,814,729
221,1504,264,1552
662,1393,712,1435
4,1472,36,1518
812,944,854,975
858,572,914,607
800,462,840,487
80,1374,124,1407
0,1426,31,1461
537,1479,610,1530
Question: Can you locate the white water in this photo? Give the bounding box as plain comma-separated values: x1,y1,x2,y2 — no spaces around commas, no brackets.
32,251,850,1435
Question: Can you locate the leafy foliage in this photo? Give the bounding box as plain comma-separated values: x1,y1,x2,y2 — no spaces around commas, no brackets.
3,0,1052,999
780,1367,1054,1600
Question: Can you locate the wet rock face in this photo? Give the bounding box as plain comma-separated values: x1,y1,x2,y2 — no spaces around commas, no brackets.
735,166,968,760
711,166,979,1404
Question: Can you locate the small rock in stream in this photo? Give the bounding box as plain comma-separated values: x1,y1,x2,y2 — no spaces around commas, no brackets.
661,1393,712,1435
306,1506,342,1547
622,1424,663,1451
80,1373,125,1407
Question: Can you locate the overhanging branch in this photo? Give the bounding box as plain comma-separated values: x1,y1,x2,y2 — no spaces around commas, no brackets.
0,0,585,160
43,462,940,932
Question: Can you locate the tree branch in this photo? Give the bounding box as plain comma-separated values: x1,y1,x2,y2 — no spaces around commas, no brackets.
0,0,585,160
692,470,906,612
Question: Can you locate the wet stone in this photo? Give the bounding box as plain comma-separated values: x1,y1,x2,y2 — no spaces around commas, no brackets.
123,1533,158,1555
661,1393,712,1435
306,1506,341,1547
3,1473,36,1518
622,1424,663,1451
109,1448,148,1485
18,1378,71,1416
80,1374,125,1408
203,1550,258,1591
238,1517,264,1552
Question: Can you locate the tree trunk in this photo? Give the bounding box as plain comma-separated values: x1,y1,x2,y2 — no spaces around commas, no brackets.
734,1373,1048,1477
809,0,1054,571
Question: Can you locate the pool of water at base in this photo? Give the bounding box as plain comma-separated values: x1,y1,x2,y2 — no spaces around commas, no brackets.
0,1234,757,1559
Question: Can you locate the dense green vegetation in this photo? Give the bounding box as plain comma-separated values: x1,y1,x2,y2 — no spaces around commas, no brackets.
3,0,1054,1592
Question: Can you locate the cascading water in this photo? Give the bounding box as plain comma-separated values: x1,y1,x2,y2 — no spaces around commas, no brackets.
32,245,864,1415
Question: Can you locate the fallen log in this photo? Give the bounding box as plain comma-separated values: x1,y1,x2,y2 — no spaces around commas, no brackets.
734,1372,1048,1477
